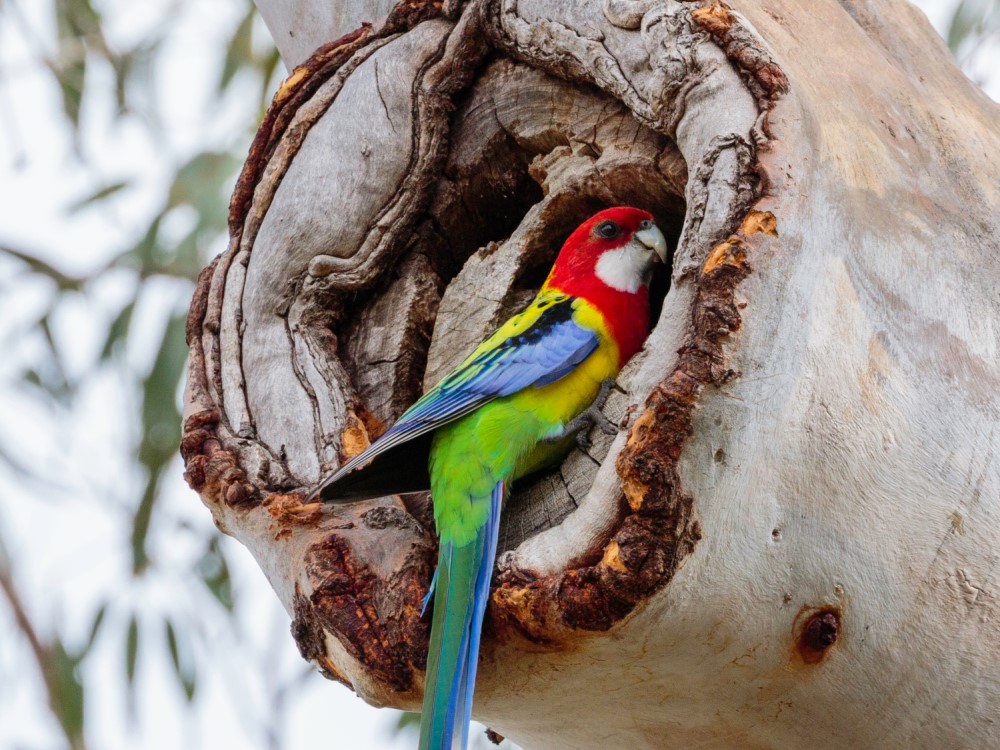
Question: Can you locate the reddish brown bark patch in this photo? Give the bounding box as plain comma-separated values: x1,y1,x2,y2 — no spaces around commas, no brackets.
180,407,260,508
301,517,433,692
265,494,326,529
292,586,353,687
794,606,842,665
691,3,789,105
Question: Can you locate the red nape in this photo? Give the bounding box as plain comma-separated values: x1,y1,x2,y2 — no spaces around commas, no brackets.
543,207,655,365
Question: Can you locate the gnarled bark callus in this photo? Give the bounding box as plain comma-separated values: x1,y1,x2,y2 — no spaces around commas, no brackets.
183,0,1000,746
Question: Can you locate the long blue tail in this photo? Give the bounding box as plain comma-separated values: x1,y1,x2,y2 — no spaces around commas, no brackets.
419,482,504,750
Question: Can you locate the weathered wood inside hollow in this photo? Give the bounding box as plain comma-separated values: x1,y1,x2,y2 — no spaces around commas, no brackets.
184,0,1000,747
420,58,687,553
345,253,443,427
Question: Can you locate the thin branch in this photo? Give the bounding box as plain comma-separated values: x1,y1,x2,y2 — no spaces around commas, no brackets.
0,243,85,289
0,564,48,676
0,562,90,750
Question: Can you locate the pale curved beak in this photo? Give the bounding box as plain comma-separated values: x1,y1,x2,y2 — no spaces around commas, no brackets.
635,221,668,263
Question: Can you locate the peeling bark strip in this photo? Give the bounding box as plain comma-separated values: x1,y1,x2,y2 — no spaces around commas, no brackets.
689,3,789,105
302,508,432,692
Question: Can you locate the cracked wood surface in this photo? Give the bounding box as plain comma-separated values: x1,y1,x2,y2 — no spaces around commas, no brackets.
183,0,1000,747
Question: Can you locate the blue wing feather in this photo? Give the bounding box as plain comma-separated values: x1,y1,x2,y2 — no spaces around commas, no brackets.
316,296,597,498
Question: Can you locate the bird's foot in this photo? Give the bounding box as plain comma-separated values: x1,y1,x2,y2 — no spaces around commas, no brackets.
565,378,622,449
593,377,624,412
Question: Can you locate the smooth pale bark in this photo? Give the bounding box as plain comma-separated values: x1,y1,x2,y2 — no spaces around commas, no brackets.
182,0,1000,747
257,0,399,66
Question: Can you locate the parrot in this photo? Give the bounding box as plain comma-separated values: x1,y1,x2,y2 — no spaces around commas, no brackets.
314,206,667,750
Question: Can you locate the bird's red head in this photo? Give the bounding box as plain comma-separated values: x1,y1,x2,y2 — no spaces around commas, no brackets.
543,206,668,365
546,207,660,284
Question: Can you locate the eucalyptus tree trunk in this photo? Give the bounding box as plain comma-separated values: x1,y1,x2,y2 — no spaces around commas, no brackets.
181,0,1000,747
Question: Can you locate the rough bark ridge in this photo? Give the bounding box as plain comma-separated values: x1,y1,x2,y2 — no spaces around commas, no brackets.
183,0,1000,747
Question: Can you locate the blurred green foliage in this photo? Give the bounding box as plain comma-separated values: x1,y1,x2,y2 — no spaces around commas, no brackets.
947,0,1000,62
0,0,280,747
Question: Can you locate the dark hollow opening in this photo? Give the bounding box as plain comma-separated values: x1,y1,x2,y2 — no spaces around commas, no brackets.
338,59,688,553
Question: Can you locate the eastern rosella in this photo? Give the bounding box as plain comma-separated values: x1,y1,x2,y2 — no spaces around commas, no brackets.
315,207,667,749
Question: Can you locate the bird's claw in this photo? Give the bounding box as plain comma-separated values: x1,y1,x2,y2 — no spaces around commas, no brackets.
569,410,615,451
542,378,622,449
594,412,618,436
589,378,622,435
594,377,624,410
564,379,621,448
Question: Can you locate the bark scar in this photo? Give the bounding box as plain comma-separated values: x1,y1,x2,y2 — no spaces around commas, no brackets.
374,60,396,130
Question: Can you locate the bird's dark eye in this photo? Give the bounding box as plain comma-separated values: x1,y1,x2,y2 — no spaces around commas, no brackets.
595,221,621,239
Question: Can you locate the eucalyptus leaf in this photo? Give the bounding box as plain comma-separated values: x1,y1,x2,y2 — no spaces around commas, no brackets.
167,151,241,228
0,245,84,289
257,47,284,115
197,538,235,611
125,615,139,686
49,637,86,744
68,180,131,214
221,6,256,93
22,314,73,402
54,0,89,129
83,604,108,656
165,620,197,701
115,212,164,276
948,0,977,51
131,311,188,574
100,299,136,360
392,711,421,735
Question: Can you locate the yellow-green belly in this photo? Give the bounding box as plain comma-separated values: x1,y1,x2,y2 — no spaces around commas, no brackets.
428,330,620,547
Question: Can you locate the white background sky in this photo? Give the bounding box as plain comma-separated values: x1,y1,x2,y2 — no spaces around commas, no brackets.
0,1,995,749
0,1,421,748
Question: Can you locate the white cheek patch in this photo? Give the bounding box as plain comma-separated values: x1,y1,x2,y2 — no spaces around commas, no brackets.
595,240,653,293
